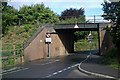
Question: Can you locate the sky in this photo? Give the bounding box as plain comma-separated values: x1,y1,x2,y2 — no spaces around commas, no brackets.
8,0,105,22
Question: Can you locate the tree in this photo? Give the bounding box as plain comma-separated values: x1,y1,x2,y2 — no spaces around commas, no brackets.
18,5,33,24
102,1,120,62
61,8,84,19
2,3,60,34
74,31,89,42
102,1,120,47
2,2,18,34
60,8,85,23
18,4,59,25
32,4,59,24
102,2,118,22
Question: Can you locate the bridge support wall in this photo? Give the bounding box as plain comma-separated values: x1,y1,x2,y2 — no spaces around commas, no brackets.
24,27,68,61
56,29,74,53
99,28,114,55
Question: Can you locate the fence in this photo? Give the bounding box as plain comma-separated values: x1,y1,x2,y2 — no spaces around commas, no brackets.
1,43,24,69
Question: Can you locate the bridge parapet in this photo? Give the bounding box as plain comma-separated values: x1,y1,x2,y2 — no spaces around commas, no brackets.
54,23,98,29
54,23,110,30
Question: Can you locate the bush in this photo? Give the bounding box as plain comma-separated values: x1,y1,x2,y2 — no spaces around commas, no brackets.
102,47,119,69
74,40,98,51
23,24,32,32
104,47,118,58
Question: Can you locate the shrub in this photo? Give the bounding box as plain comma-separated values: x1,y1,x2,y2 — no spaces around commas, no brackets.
23,24,32,32
74,40,98,51
102,47,119,69
104,47,118,58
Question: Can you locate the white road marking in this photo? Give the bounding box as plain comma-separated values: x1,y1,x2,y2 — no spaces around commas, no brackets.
46,75,52,78
78,54,117,79
41,60,60,66
2,59,59,76
53,72,57,75
41,62,52,65
58,70,62,73
2,67,19,73
63,68,67,71
55,60,59,62
2,68,29,75
45,63,79,78
67,67,71,69
71,65,75,68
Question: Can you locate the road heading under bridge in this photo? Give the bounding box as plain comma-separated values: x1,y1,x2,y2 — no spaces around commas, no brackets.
51,22,111,55
24,22,111,61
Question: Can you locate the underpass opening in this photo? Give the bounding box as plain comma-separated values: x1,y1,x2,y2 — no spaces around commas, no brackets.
54,23,100,55
74,31,99,54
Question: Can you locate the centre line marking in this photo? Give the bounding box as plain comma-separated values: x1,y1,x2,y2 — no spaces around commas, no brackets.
45,63,79,78
58,70,62,73
53,72,57,75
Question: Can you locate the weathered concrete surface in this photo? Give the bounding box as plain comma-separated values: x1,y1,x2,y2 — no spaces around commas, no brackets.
24,26,68,61
99,27,114,55
24,27,48,61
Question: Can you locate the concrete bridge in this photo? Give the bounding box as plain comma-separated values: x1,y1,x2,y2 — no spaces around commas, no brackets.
24,22,112,61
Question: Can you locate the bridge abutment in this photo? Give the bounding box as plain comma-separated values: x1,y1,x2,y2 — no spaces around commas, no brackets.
24,23,112,61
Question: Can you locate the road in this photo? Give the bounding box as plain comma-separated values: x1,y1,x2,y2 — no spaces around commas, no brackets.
2,51,98,78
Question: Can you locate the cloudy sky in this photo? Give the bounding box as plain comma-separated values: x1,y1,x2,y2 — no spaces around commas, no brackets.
8,0,105,21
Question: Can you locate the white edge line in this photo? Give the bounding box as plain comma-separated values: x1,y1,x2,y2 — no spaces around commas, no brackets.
1,68,29,75
2,67,18,73
78,54,117,79
79,66,116,79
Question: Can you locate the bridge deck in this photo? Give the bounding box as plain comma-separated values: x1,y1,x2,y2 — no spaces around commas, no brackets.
54,23,110,30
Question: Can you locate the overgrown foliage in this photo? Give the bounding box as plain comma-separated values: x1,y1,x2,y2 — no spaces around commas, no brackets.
2,2,18,34
60,8,85,20
102,48,119,69
2,2,59,35
74,31,89,42
102,1,120,50
74,39,98,51
2,24,40,43
18,4,59,25
59,8,85,24
74,31,98,42
102,1,120,68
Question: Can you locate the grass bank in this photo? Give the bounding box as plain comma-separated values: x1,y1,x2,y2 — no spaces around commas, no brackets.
74,39,98,51
102,47,120,69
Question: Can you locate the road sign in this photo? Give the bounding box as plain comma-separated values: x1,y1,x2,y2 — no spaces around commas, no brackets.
45,33,51,43
46,33,51,38
87,32,93,41
45,33,51,58
45,38,52,43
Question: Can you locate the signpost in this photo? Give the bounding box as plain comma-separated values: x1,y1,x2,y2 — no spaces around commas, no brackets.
45,33,51,58
87,31,93,59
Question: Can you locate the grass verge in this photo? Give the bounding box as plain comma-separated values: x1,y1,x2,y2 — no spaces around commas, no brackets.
102,47,120,70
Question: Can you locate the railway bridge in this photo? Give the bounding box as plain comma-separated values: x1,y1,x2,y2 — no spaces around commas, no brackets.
24,22,112,61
